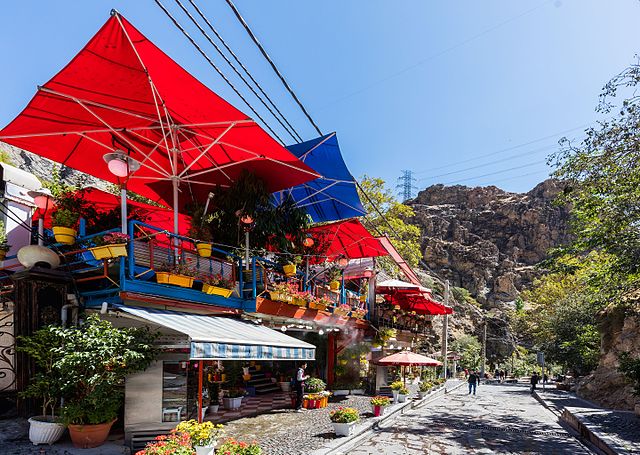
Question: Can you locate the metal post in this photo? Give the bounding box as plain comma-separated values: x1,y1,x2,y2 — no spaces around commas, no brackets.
542,355,546,392
37,218,44,246
197,360,204,423
120,186,128,235
441,280,449,379
244,230,250,271
481,319,487,378
305,257,309,291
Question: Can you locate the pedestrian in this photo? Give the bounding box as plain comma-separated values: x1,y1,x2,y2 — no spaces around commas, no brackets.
543,373,548,384
294,362,309,412
500,369,505,382
464,368,469,378
530,371,540,393
468,370,479,395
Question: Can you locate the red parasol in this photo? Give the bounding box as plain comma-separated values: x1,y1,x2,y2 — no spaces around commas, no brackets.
377,351,442,367
307,219,388,263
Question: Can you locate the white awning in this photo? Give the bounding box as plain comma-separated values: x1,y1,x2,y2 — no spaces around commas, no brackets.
115,305,315,361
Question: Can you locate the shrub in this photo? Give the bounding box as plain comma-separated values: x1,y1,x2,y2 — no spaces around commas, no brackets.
329,407,359,423
370,396,391,407
419,381,433,392
216,438,262,455
305,377,326,393
619,352,640,396
52,208,80,228
390,381,404,391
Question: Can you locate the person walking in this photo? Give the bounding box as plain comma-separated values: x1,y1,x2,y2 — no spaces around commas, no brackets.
530,371,540,393
294,362,309,412
468,370,479,395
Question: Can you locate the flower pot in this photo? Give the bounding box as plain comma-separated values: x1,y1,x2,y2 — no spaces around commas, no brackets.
195,445,215,455
243,374,252,381
392,390,399,402
208,404,219,413
397,393,408,403
332,421,356,437
351,389,365,395
28,416,66,445
279,381,291,392
333,307,350,317
223,397,243,410
333,389,349,397
359,295,367,303
202,284,233,298
292,297,307,307
329,280,341,291
418,391,425,399
283,264,297,277
89,244,127,260
269,291,284,302
372,405,384,417
201,407,207,420
196,243,213,258
53,226,76,245
68,419,116,449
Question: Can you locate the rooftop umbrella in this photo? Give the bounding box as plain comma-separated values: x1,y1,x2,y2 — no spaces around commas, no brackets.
377,351,442,385
307,219,388,263
0,11,318,234
274,133,366,222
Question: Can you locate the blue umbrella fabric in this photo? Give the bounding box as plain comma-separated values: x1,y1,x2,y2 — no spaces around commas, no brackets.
275,132,366,222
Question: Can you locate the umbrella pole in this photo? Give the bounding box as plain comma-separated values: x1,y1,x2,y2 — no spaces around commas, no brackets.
120,186,128,235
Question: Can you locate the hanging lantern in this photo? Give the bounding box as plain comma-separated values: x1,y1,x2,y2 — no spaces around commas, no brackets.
28,188,54,210
303,237,315,248
240,214,254,225
336,256,348,267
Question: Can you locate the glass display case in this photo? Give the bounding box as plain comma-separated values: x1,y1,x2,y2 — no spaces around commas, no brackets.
161,361,188,422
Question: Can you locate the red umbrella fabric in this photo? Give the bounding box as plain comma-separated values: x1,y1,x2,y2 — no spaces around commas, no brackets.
377,351,442,366
307,219,388,263
0,12,318,213
384,292,453,316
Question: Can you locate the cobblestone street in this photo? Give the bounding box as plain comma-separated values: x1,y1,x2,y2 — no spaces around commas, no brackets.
338,383,591,454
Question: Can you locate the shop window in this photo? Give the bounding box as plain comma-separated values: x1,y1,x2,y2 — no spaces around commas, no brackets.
162,361,188,422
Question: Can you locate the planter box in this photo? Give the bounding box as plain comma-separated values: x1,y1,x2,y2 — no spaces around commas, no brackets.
156,272,194,288
90,244,128,260
332,421,356,437
333,307,350,317
196,243,213,258
28,416,66,445
329,280,341,291
202,284,233,298
308,301,328,311
223,397,243,410
283,264,297,276
208,404,219,413
291,297,308,307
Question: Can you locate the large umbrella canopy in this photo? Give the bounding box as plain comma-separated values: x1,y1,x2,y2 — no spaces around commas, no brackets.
377,351,442,367
383,293,453,316
273,133,366,222
307,219,388,263
0,12,318,218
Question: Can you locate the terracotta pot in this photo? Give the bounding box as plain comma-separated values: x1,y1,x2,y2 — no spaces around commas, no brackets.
68,419,116,449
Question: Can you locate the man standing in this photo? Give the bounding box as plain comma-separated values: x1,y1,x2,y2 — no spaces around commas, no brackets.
468,370,479,395
530,372,540,393
295,362,309,412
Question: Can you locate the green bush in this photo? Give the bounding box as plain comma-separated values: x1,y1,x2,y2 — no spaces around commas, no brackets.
305,377,326,393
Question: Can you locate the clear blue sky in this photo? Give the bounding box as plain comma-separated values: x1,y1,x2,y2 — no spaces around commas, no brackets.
1,1,639,195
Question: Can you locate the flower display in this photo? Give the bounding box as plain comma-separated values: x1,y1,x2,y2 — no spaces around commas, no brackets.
216,438,262,455
398,386,410,395
329,407,359,423
304,377,326,393
369,396,391,407
100,232,129,245
200,274,234,289
175,420,224,447
390,381,404,391
135,432,194,455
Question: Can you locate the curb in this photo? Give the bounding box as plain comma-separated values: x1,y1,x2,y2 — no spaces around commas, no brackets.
313,381,465,455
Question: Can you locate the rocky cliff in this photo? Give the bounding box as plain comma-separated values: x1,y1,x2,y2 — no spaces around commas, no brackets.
409,180,571,360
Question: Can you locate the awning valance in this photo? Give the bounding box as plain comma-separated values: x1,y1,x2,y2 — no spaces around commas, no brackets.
115,305,315,361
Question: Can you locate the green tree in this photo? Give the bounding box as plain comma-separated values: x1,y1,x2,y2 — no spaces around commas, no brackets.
450,334,481,370
358,176,421,274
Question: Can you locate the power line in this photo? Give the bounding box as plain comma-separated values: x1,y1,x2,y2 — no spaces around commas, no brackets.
441,160,548,186
396,169,418,200
173,0,302,143
187,0,303,143
153,0,286,144
224,0,323,136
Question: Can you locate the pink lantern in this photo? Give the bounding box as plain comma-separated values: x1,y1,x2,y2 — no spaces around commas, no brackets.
103,151,140,178
107,157,129,177
303,237,315,248
336,256,349,267
28,188,54,210
240,215,254,225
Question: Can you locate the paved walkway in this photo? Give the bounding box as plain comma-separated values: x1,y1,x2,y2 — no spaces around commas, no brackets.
337,383,591,454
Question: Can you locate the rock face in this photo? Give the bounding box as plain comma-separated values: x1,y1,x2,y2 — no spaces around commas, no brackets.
576,306,639,410
409,180,571,361
410,180,570,308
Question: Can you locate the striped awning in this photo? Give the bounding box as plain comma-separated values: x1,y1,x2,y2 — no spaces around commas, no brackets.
115,305,315,361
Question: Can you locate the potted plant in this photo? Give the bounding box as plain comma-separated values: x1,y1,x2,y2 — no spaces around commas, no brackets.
201,274,234,298
17,327,66,445
373,328,397,348
188,220,214,258
57,315,157,448
176,419,225,455
268,283,290,302
0,222,10,261
370,396,390,417
309,296,331,311
352,308,367,319
329,407,359,437
418,381,433,399
206,373,220,413
326,266,342,291
155,263,196,288
137,431,194,455
51,208,80,245
223,388,246,410
292,290,311,308
216,438,262,455
305,377,326,394
282,256,301,277
89,232,129,260
333,303,351,317
397,386,410,403
390,381,403,402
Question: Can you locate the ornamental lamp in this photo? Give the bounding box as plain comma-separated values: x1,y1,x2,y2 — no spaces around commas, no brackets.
303,237,315,248
27,188,53,210
103,151,140,178
336,256,349,268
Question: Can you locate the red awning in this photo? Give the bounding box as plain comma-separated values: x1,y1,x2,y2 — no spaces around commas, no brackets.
33,187,191,235
384,292,453,315
0,12,318,212
308,219,388,262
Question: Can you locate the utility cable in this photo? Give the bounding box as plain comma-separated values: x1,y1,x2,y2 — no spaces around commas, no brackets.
224,0,323,136
154,0,286,144
441,160,548,186
187,0,304,143
174,0,301,143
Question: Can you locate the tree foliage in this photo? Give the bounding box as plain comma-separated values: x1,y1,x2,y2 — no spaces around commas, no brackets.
358,176,421,274
450,335,481,370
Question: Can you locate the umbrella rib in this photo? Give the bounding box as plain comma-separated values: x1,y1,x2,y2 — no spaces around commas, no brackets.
176,130,234,184
125,128,176,178
298,132,336,161
293,181,340,205
184,156,260,180
178,122,235,178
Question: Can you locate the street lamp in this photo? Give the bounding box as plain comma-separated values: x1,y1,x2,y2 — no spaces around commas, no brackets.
239,213,255,271
336,255,348,268
27,188,54,246
103,151,140,235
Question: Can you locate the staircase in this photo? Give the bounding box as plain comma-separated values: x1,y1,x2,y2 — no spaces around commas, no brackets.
246,366,281,395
